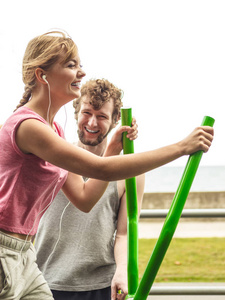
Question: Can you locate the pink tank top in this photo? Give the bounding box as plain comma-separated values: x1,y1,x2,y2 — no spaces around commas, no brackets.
0,107,68,235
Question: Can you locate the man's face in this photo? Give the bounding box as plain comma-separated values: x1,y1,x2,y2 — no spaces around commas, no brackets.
77,96,115,146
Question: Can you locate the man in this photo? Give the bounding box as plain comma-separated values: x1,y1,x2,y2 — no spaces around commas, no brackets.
35,79,145,300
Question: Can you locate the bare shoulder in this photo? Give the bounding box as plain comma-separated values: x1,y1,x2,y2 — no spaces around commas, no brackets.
117,179,126,199
16,118,56,154
117,173,145,199
136,173,145,185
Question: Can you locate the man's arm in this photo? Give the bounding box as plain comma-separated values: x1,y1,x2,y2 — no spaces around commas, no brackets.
111,174,145,300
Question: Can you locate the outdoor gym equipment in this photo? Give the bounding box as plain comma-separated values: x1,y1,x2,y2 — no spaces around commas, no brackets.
121,108,139,296
121,108,215,300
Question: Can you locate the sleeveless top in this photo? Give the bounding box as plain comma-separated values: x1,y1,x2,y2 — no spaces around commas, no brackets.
0,107,68,235
35,181,120,291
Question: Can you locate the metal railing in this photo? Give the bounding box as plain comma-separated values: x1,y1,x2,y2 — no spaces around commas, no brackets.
140,208,225,219
149,285,225,295
139,208,225,295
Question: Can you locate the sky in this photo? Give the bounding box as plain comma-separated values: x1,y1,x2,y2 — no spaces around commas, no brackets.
0,0,224,167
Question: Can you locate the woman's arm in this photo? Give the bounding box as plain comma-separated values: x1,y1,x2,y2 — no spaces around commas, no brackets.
16,118,213,180
16,119,213,210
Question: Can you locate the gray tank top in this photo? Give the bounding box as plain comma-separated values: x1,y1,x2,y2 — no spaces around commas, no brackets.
35,181,120,291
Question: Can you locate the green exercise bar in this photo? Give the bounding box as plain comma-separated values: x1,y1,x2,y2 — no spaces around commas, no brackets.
133,115,215,300
121,107,139,298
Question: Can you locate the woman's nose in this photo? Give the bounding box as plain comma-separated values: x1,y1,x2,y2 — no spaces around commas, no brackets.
78,68,86,78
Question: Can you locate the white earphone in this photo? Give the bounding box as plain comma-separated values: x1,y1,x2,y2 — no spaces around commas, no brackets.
42,74,48,83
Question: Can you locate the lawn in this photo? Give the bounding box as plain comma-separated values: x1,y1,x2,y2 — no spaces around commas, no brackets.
138,237,225,282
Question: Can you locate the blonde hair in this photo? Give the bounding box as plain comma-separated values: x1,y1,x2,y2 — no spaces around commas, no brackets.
73,79,123,124
15,30,78,111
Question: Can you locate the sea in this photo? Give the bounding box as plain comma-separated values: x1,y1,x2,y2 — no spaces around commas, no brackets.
144,165,225,193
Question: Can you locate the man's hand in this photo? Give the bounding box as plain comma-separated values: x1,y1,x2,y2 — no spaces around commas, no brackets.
111,267,128,300
105,117,138,156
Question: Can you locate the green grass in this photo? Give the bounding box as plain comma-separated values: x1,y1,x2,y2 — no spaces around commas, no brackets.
138,238,225,282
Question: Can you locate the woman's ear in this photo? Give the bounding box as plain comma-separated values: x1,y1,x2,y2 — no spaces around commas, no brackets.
35,68,47,84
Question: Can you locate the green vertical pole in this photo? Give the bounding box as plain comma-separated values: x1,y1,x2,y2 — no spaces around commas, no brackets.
121,107,139,298
133,115,215,300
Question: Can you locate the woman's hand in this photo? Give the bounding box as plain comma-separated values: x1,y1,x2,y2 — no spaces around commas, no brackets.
178,126,214,155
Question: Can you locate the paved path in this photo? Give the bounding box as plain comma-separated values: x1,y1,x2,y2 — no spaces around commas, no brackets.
138,220,225,238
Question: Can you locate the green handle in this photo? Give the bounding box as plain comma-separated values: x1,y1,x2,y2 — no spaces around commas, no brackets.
133,116,215,300
121,108,139,297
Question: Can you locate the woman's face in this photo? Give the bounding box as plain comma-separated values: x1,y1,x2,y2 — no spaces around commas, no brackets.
45,54,86,103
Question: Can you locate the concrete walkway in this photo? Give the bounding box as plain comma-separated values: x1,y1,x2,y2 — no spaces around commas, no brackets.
138,220,225,238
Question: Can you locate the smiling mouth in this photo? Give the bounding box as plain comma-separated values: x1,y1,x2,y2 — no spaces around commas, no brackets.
71,82,81,87
85,127,99,134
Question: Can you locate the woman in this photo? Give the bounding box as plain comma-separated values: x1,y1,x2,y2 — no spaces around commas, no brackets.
0,30,213,299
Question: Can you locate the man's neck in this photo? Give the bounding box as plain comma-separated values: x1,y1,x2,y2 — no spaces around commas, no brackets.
76,138,108,157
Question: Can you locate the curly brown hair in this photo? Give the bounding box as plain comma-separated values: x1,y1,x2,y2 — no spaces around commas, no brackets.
73,79,123,124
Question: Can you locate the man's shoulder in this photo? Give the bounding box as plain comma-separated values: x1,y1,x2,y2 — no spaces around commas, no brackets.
116,180,126,199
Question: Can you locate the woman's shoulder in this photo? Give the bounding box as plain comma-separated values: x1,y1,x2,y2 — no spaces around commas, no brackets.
5,107,47,128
